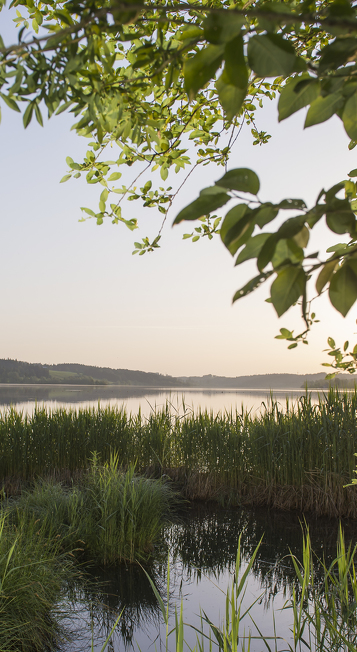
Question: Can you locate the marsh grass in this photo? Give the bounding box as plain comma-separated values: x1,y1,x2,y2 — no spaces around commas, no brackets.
9,453,174,565
2,389,357,515
0,511,77,652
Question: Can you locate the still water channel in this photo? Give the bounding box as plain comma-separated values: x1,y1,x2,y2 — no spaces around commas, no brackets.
1,385,353,651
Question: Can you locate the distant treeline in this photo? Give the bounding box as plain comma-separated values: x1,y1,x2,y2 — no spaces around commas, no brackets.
303,377,357,389
0,359,187,387
0,358,354,389
179,372,353,390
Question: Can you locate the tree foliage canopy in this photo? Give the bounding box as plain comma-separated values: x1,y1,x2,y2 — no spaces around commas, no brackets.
1,0,357,373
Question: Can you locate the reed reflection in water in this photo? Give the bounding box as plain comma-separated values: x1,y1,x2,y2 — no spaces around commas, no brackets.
61,504,357,652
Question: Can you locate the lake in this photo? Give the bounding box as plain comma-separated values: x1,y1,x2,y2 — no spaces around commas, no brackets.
62,503,357,652
0,384,325,417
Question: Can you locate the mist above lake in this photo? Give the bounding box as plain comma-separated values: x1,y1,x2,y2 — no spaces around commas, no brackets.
0,384,325,417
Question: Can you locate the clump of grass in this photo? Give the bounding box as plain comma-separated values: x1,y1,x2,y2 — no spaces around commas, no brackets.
78,452,174,564
11,453,174,565
0,511,76,652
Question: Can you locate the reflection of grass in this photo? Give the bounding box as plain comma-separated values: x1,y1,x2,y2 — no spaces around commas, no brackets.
2,388,357,516
9,453,174,565
101,529,357,652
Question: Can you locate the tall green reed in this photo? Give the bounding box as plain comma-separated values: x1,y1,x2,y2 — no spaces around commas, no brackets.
2,389,357,515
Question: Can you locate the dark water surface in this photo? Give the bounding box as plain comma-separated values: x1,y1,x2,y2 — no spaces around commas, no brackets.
0,384,323,417
62,504,357,652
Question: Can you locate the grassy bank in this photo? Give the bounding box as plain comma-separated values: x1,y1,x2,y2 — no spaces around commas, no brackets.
1,389,357,516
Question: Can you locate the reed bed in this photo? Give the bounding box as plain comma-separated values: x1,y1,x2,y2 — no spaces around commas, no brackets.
1,389,357,516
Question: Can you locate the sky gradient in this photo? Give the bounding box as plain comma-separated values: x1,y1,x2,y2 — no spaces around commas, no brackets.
1,11,356,376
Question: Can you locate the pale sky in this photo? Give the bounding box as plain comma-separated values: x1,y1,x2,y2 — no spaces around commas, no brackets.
1,10,356,377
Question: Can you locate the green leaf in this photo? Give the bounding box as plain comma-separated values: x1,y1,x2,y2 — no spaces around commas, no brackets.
278,75,320,122
304,93,344,128
216,168,260,194
0,92,21,113
220,204,255,255
329,264,357,316
160,166,168,181
278,198,307,210
255,204,279,228
257,234,278,271
248,34,305,78
270,267,306,317
100,188,109,203
80,207,96,217
272,239,303,268
220,203,248,244
184,45,224,100
108,172,122,181
328,336,336,348
203,12,244,44
293,226,309,248
174,190,229,224
342,92,357,142
177,25,204,41
348,169,357,177
221,210,255,255
34,103,43,127
23,101,34,128
60,174,72,183
235,233,271,266
326,207,356,234
233,272,271,303
275,327,294,339
224,35,248,89
216,73,246,121
55,101,74,116
276,216,306,241
319,37,357,74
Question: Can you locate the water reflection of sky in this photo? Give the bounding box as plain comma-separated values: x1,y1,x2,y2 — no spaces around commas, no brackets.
0,385,324,418
60,505,357,652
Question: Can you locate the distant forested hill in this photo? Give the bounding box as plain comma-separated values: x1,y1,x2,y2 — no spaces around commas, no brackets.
0,359,50,384
0,360,354,389
0,359,187,386
180,373,354,389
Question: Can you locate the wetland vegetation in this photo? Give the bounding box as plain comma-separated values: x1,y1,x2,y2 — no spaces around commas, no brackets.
2,388,357,651
2,388,357,517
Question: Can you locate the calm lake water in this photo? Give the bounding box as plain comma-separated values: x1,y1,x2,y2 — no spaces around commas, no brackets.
0,384,324,417
62,504,357,652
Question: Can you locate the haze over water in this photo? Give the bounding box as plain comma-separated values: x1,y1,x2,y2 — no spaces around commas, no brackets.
0,384,324,417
